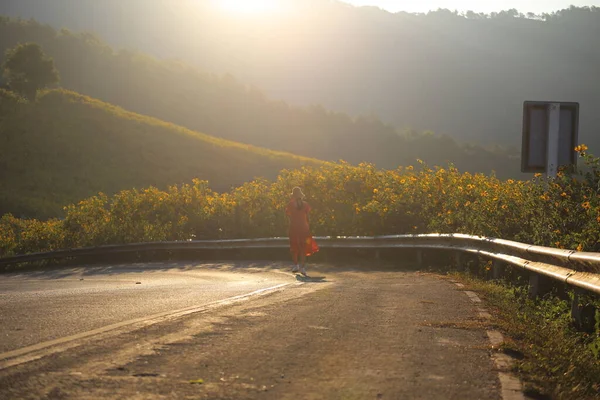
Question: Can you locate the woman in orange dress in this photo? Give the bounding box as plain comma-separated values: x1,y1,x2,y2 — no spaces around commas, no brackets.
286,187,318,275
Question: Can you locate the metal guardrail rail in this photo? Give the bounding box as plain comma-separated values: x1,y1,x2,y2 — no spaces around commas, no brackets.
1,234,600,295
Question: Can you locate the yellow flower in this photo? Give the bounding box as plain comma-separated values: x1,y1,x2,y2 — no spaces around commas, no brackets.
400,179,406,184
406,166,414,171
582,202,591,210
576,244,584,252
501,205,507,210
534,173,543,178
507,179,515,184
464,201,471,207
574,144,588,153
560,192,567,197
373,189,379,194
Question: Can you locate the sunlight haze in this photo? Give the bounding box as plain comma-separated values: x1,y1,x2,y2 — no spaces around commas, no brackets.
341,0,600,14
209,0,284,14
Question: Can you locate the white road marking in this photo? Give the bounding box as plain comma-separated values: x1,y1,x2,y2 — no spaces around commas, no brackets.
455,285,525,400
477,308,492,319
0,283,293,370
486,330,504,347
453,284,525,400
464,291,482,303
486,329,525,400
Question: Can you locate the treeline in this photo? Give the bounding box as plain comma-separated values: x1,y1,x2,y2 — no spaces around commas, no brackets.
0,89,321,219
1,2,597,153
0,16,522,178
421,5,599,20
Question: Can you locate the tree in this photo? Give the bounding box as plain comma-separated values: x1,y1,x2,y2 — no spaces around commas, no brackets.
2,42,59,101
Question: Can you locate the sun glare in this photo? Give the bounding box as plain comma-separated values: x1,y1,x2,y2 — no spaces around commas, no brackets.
211,0,282,15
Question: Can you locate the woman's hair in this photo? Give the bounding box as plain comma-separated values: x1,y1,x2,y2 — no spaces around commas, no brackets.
291,187,305,210
291,187,305,199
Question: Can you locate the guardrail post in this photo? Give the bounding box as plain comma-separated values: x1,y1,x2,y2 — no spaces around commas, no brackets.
571,289,597,332
528,273,552,298
492,260,505,280
571,289,582,327
453,252,463,271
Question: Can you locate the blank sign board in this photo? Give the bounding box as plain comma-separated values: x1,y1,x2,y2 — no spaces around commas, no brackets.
521,101,579,173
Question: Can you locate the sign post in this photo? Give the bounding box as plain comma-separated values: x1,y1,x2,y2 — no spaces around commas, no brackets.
546,103,561,179
521,101,579,177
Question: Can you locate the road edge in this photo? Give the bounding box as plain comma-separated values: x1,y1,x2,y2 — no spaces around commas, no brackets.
451,281,526,400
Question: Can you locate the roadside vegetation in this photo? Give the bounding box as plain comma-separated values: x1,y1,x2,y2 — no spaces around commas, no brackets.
455,273,600,399
1,147,598,261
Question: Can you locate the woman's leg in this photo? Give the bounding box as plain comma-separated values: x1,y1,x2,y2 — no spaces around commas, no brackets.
299,236,307,275
290,232,298,270
291,236,300,272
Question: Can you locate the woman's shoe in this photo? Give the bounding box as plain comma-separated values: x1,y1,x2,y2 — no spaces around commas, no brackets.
292,265,299,273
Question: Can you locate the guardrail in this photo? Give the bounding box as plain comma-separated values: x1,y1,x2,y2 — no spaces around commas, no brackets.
1,234,599,325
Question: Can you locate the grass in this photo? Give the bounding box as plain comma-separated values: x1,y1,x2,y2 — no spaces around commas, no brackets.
0,89,323,219
451,272,600,399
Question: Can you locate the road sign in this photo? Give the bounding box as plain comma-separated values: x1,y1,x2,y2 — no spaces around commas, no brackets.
521,101,579,177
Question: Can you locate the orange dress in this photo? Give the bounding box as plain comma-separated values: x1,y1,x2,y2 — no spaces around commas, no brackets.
286,199,319,259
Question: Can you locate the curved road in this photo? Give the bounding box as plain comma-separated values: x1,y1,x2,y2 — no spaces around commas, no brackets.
0,262,292,353
0,261,517,399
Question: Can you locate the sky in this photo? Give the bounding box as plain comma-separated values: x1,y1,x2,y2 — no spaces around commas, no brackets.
341,0,600,14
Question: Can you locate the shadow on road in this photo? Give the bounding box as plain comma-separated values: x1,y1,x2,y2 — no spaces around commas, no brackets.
1,258,423,281
295,275,327,283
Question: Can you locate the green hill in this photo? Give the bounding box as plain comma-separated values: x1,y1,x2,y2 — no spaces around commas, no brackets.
0,89,322,219
0,16,522,179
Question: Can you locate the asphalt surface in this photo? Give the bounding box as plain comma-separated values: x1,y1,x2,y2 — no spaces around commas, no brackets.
0,262,502,399
0,262,291,353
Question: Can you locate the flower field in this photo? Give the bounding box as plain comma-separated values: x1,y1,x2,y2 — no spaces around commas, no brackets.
1,147,598,261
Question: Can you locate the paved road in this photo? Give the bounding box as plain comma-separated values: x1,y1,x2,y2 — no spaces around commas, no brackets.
0,262,291,353
0,262,503,399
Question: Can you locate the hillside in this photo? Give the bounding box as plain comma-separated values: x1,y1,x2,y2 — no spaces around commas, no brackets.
0,1,597,153
0,89,321,219
0,16,522,179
